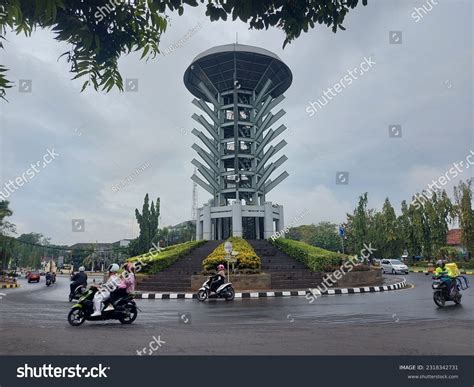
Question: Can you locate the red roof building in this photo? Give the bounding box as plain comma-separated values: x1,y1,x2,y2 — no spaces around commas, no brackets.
447,229,462,246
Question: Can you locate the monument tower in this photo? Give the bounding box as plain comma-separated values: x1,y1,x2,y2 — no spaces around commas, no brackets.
183,44,292,240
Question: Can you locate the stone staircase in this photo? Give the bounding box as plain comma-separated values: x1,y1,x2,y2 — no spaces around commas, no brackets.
248,240,323,289
136,239,323,292
136,241,220,292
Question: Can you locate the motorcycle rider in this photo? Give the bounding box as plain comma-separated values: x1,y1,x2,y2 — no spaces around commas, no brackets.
104,262,136,311
209,264,226,293
70,266,87,296
90,263,120,317
434,260,455,295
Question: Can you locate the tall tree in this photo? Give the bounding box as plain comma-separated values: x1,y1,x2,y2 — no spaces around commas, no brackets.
345,193,370,255
0,200,15,269
454,179,473,258
0,0,368,99
377,198,402,258
132,194,160,255
286,222,340,251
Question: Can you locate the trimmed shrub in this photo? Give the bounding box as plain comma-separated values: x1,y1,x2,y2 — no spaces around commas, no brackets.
202,237,261,273
270,238,350,272
128,240,206,274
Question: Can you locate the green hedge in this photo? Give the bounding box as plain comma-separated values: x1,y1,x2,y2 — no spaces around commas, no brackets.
128,240,206,274
202,237,261,273
270,238,350,272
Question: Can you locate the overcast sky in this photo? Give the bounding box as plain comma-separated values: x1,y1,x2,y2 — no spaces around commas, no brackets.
0,0,472,245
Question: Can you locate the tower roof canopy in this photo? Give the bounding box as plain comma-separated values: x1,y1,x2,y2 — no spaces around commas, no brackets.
184,43,292,102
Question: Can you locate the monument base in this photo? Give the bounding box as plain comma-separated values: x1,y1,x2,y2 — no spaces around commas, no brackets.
196,201,284,241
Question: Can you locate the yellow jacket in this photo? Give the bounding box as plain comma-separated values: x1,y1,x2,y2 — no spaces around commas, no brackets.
434,264,459,278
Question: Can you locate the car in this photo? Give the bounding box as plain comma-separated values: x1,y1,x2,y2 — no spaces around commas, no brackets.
380,259,409,275
26,271,41,283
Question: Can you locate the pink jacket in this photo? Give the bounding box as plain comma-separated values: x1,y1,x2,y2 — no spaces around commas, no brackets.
118,271,135,292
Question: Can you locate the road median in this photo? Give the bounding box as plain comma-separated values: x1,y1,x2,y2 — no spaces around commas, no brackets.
134,278,408,300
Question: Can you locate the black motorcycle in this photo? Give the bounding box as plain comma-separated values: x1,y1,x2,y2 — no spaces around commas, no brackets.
432,274,469,307
67,287,138,326
197,275,235,301
45,272,56,286
69,283,87,302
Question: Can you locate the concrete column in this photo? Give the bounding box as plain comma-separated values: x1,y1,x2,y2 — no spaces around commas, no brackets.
232,202,243,237
202,204,212,240
263,202,274,239
196,211,202,240
217,218,222,240
255,217,260,240
278,205,285,236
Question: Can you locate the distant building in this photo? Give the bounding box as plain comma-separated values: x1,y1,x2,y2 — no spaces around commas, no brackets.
112,239,133,248
67,239,133,271
447,229,466,253
166,221,196,244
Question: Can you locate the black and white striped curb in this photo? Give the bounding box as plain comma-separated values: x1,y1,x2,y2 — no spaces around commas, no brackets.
134,279,408,300
410,269,473,275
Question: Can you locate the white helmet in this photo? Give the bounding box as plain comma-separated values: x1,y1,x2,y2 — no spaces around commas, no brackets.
107,263,119,273
79,266,85,272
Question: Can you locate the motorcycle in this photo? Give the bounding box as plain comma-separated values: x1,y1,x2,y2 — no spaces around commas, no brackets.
67,287,138,326
69,283,87,302
45,272,56,286
432,274,470,307
197,275,235,301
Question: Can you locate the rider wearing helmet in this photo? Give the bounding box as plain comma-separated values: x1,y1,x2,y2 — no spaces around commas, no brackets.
209,264,226,293
434,260,453,295
69,266,88,296
105,262,136,311
91,263,120,317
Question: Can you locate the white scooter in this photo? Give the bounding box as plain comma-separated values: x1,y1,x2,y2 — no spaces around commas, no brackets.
197,275,235,301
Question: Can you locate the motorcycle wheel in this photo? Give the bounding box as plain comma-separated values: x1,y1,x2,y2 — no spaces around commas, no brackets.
453,293,462,305
433,291,445,307
119,305,138,324
68,307,86,326
225,287,235,301
197,290,208,302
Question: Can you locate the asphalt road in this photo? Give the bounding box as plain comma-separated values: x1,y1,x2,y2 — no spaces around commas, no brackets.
0,273,472,355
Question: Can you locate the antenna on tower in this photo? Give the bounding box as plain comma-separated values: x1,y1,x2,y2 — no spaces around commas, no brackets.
192,167,198,221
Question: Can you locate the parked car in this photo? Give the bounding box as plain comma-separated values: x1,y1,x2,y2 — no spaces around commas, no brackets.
380,259,409,275
26,271,41,283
